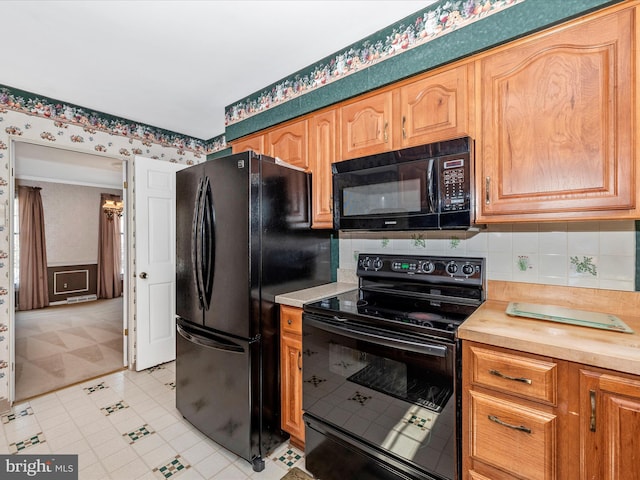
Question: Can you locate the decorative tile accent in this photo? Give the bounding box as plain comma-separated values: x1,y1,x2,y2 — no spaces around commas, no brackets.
123,424,155,444
147,365,166,374
153,455,190,479
570,256,598,276
274,448,303,468
165,382,176,390
405,414,433,431
302,348,317,357
349,391,372,406
101,401,129,416
8,432,46,453
83,382,108,394
304,375,326,387
2,406,34,424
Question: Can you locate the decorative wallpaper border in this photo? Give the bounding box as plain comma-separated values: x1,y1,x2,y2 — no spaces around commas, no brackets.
0,85,228,155
224,0,524,127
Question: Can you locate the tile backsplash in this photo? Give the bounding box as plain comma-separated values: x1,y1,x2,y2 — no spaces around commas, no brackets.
338,221,636,291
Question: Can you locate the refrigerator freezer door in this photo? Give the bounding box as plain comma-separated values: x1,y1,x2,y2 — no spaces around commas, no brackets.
176,319,260,466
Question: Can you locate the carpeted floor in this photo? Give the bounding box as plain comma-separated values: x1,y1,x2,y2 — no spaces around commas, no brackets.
14,297,124,401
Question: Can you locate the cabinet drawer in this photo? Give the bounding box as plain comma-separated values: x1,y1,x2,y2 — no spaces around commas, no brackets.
469,391,556,480
280,305,302,336
469,345,557,404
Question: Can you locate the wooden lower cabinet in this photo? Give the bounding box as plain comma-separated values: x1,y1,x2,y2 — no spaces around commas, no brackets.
279,305,305,448
462,342,576,480
579,368,640,480
463,341,640,480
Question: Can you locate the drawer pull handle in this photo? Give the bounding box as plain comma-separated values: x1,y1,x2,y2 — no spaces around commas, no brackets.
590,389,596,432
297,351,302,372
488,414,532,434
489,369,532,385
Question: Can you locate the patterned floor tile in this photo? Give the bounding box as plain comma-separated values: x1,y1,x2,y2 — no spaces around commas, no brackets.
349,391,372,406
83,382,108,394
153,454,190,479
8,432,47,453
123,424,156,444
165,382,176,390
1,406,34,424
101,400,129,416
273,448,303,468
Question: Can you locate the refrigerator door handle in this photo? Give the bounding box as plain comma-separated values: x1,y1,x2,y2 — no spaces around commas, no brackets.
192,177,206,310
201,176,215,309
177,323,245,354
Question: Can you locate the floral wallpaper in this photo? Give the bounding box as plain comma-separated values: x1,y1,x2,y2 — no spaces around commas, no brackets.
0,85,228,155
225,0,524,126
0,107,206,410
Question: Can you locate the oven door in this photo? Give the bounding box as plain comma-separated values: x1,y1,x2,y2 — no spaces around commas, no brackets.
302,312,458,480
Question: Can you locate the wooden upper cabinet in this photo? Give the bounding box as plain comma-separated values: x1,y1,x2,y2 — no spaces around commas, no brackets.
231,134,264,155
477,6,637,222
397,64,471,148
340,91,393,160
309,109,338,228
266,120,309,170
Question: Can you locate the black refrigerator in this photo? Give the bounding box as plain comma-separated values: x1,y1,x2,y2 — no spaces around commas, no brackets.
175,151,332,471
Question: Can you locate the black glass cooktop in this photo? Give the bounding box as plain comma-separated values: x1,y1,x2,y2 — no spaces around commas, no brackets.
304,288,475,340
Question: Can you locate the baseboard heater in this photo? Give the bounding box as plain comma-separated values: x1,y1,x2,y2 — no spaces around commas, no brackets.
50,294,98,306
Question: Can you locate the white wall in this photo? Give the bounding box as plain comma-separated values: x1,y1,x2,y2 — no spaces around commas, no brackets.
16,180,121,266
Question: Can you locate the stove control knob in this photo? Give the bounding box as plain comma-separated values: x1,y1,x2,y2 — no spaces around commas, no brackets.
373,257,383,270
462,264,475,276
446,262,458,275
421,261,435,274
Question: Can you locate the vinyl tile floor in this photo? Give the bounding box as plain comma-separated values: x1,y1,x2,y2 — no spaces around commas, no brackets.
0,361,309,479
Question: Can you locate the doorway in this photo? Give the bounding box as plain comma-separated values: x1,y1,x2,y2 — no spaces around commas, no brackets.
10,141,128,402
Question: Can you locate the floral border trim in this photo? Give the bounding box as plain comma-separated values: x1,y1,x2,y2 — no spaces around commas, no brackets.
225,0,524,127
0,85,228,155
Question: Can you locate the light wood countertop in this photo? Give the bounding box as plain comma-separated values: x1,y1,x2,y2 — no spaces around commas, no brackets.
459,281,640,375
275,282,357,308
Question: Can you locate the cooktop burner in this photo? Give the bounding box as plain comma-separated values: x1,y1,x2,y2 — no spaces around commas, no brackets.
304,253,485,340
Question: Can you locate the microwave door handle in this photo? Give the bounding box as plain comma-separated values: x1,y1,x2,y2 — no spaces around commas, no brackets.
305,316,447,357
427,158,436,213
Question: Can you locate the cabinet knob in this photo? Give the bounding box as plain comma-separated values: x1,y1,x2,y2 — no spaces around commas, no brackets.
287,319,292,325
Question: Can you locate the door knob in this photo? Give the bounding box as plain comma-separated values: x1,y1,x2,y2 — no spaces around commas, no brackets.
139,272,148,279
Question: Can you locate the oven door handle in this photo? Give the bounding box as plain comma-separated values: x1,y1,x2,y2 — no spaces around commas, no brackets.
306,316,447,357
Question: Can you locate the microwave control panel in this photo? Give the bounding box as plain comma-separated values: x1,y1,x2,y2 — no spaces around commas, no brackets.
440,158,469,212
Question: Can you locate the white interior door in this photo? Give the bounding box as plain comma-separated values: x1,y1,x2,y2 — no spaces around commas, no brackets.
134,156,187,371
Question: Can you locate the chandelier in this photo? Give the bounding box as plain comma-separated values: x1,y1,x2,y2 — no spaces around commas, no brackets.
102,199,124,220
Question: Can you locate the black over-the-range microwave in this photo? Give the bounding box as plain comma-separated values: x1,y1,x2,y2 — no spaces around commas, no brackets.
332,136,475,231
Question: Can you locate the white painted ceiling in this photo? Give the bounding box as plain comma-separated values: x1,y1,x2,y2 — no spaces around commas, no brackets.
1,1,431,141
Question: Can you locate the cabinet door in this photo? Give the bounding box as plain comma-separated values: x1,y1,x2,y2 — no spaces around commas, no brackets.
580,369,640,480
280,306,305,447
398,64,470,148
341,91,392,159
477,7,636,222
267,120,309,170
309,110,338,228
231,134,264,154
